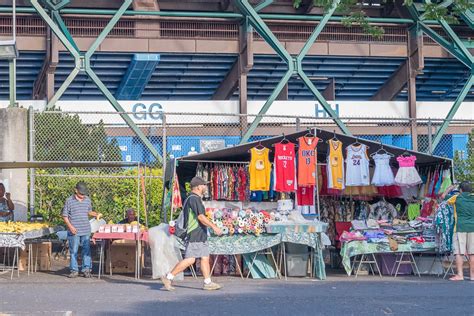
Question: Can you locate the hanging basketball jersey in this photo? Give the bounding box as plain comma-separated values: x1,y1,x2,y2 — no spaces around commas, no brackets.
297,185,314,206
298,136,319,186
274,143,297,192
249,147,272,191
327,139,345,190
345,144,370,186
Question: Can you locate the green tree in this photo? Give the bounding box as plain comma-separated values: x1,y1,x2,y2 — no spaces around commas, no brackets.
292,0,474,38
34,111,122,162
453,129,474,182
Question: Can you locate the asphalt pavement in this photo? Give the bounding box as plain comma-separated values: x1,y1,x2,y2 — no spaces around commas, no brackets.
1,271,473,316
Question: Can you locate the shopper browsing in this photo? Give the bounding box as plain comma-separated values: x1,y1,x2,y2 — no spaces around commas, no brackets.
161,176,223,291
62,182,101,278
446,181,474,281
0,182,14,222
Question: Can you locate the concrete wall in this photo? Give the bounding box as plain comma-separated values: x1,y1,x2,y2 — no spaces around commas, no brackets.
0,108,28,221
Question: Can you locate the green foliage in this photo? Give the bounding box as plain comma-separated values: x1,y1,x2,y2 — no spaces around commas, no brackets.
34,168,164,227
293,0,474,38
34,111,122,161
453,129,474,183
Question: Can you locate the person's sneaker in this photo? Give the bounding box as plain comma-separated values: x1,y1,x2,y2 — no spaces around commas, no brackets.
82,270,92,278
160,276,175,291
68,271,79,278
203,282,222,291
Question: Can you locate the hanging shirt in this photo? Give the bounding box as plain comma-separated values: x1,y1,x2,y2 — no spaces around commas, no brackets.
345,144,370,186
327,139,345,190
249,147,272,191
297,186,314,206
298,136,319,186
274,143,297,192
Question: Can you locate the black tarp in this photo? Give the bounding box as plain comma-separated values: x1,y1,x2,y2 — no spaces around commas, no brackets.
174,128,452,183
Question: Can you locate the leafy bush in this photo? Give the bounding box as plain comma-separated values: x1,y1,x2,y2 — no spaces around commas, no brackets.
34,168,163,227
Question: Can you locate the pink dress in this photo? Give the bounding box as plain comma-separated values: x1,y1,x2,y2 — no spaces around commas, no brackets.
394,155,422,187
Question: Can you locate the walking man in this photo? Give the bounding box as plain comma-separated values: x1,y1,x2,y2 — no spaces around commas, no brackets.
162,176,223,291
447,181,474,281
62,182,101,278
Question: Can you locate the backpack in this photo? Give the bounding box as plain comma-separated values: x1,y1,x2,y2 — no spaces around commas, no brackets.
173,195,200,241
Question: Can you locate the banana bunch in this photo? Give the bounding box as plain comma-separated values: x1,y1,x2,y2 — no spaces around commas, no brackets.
0,222,49,233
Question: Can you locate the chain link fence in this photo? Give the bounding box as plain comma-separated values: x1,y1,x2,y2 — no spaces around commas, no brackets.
28,109,473,224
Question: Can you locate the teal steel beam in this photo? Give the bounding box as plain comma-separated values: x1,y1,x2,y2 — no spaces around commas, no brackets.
30,0,162,161
85,0,131,60
2,7,446,24
439,19,474,65
296,0,339,65
418,22,471,68
238,0,351,143
86,69,161,162
254,0,273,12
8,59,16,107
52,11,79,54
30,0,81,59
47,67,79,108
409,2,474,150
240,69,294,143
459,9,474,29
431,74,474,149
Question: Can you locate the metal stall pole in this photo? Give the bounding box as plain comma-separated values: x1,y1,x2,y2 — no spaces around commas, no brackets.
161,114,167,223
427,118,433,155
29,107,36,216
136,162,141,279
313,129,321,219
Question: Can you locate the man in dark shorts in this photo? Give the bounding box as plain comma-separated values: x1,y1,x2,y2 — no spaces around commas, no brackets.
162,177,223,291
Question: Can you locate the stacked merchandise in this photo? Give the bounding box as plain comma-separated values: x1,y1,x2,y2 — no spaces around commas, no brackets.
205,208,276,236
0,222,50,233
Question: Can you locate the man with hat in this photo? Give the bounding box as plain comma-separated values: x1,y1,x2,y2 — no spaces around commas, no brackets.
62,181,101,278
162,176,223,291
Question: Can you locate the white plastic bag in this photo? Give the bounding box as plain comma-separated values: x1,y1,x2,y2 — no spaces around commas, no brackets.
148,224,184,281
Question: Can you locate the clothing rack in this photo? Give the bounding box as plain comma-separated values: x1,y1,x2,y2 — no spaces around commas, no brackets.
181,159,249,164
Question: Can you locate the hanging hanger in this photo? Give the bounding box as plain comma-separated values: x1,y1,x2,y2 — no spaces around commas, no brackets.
400,150,411,157
371,142,394,157
326,130,339,143
304,128,314,137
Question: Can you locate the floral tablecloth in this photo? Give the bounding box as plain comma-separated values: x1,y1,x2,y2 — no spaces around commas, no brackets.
0,226,62,250
341,241,437,276
208,232,326,280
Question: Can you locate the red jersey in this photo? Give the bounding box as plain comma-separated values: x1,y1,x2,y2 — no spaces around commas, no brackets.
274,143,296,192
297,186,314,206
298,136,319,186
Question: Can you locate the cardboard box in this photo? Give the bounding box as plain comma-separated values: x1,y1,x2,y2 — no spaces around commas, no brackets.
105,243,144,274
19,242,52,259
18,255,51,271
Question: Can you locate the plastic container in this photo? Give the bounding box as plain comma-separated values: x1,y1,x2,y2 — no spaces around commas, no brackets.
286,254,308,277
90,218,106,233
285,243,309,254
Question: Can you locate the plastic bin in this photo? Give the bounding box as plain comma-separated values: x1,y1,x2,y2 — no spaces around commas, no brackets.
285,243,309,254
286,254,308,277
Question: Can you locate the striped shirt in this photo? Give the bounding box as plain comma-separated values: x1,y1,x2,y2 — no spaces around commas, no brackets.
62,195,92,236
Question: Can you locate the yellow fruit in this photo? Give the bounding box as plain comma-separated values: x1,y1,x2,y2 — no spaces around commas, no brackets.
0,222,49,234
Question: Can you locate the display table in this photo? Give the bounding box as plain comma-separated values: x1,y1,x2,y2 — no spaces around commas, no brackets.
208,231,326,280
92,231,149,279
0,226,62,279
341,241,437,276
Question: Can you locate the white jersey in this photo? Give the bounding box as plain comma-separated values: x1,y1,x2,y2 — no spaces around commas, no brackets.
345,144,370,186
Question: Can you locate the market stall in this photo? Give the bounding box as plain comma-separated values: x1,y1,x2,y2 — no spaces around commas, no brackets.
165,128,453,280
0,161,143,279
0,223,62,279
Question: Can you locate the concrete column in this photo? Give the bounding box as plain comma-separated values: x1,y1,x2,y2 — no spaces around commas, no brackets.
0,108,28,221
